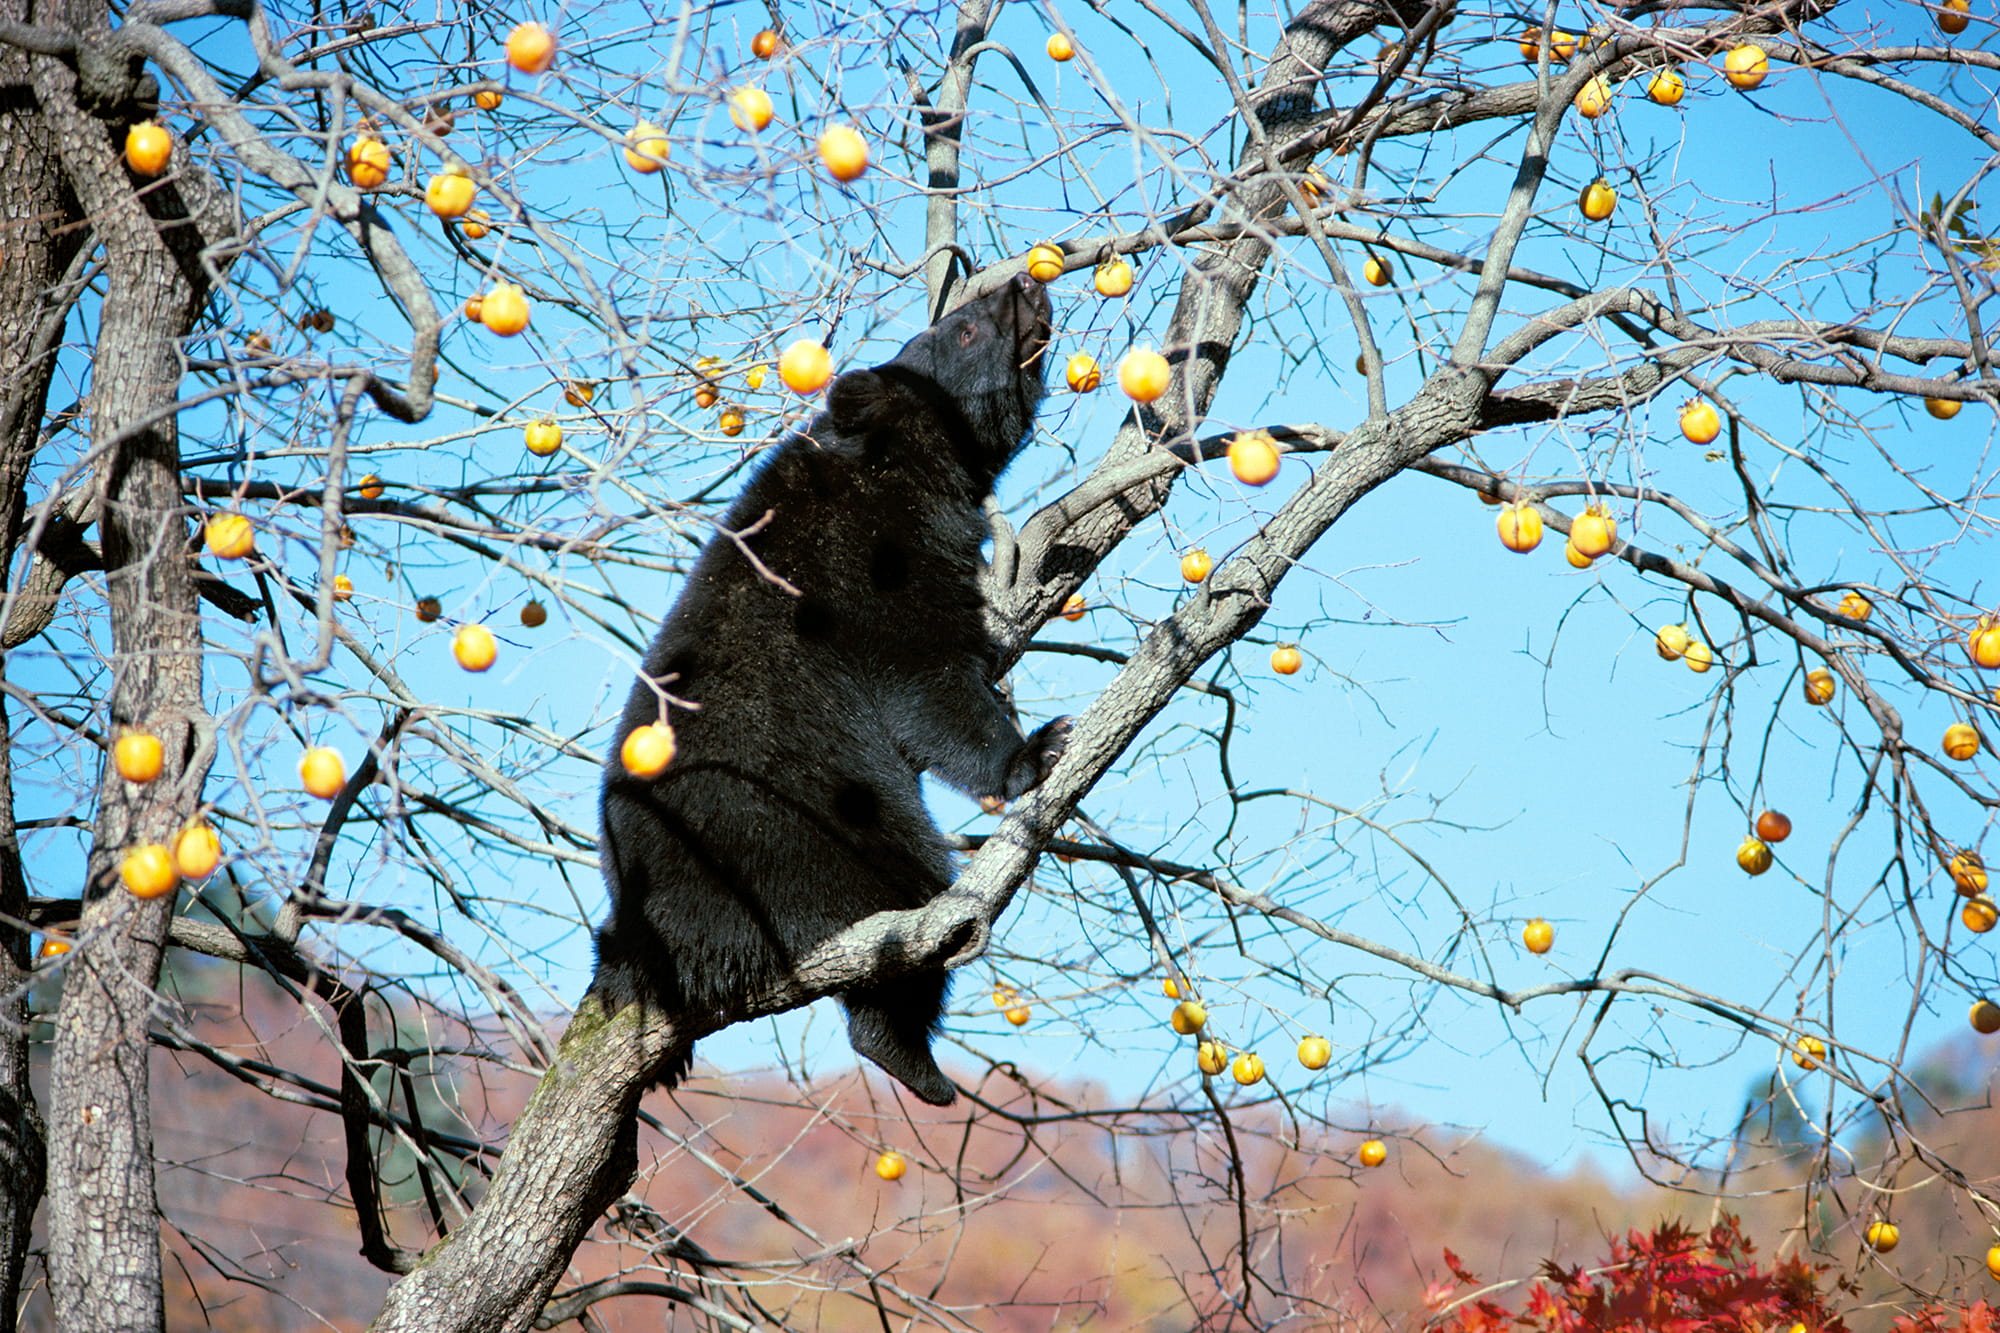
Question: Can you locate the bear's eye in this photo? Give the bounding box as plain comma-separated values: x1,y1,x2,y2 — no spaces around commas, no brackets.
958,323,978,347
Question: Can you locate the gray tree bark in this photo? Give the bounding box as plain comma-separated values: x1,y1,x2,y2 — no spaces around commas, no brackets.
0,0,92,1318
27,12,234,1331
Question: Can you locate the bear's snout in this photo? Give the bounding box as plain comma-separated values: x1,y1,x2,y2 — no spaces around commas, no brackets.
1002,271,1053,371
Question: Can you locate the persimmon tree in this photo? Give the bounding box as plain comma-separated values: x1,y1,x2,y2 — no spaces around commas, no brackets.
2,0,1998,1329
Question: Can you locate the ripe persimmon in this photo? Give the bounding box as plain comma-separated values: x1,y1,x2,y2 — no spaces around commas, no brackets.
124,122,172,176
505,21,555,73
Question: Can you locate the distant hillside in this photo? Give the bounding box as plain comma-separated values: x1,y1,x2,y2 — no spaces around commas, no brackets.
16,966,2000,1330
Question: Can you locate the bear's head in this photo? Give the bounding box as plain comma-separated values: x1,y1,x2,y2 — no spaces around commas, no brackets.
866,273,1051,463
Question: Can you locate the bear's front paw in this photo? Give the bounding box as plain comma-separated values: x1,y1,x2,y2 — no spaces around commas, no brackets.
1001,716,1073,799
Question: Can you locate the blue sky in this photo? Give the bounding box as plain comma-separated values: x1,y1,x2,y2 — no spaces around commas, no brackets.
19,0,1998,1184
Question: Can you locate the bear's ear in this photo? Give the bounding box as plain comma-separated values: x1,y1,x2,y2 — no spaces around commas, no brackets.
827,369,894,434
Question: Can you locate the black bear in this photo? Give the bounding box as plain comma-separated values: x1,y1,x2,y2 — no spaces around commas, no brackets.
593,272,1068,1106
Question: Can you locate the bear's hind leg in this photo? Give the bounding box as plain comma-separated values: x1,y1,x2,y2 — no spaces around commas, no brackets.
844,971,957,1106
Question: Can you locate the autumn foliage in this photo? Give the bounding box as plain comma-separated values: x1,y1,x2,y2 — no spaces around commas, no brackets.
1434,1217,1846,1333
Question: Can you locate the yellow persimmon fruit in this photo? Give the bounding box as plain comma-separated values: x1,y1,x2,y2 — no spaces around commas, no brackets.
1516,26,1578,62
1522,918,1555,954
1228,430,1281,485
461,209,492,240
1684,640,1715,673
779,339,833,394
524,418,562,456
473,88,503,111
1047,31,1075,60
624,122,670,173
453,623,498,672
1951,849,1988,895
1576,75,1608,120
1574,74,1612,119
1496,501,1543,553
1180,548,1213,583
1972,999,2000,1034
1565,540,1593,569
1928,396,1964,419
1270,644,1303,676
1026,243,1065,283
1939,0,1971,33
331,574,354,602
1197,1040,1228,1075
817,124,868,181
1737,836,1773,876
1680,399,1721,444
751,28,780,59
1170,1000,1207,1034
346,136,391,188
1061,593,1087,622
1297,1035,1332,1069
1647,66,1686,105
1231,1052,1265,1085
173,821,221,879
1945,722,1981,760
1963,896,1998,933
479,283,531,336
1865,1221,1900,1253
1656,624,1691,660
205,513,255,559
1580,178,1616,221
1968,617,2000,668
300,746,345,797
115,731,164,783
1358,1139,1388,1167
425,168,476,218
505,20,556,73
124,122,173,176
1119,348,1171,402
1005,1004,1031,1026
1723,44,1768,91
1362,255,1392,286
1792,1035,1827,1070
357,473,385,500
620,723,676,777
1838,591,1872,622
1063,353,1102,393
1094,258,1134,297
1803,668,1836,705
1570,505,1616,558
119,844,179,899
728,86,774,132
874,1150,906,1180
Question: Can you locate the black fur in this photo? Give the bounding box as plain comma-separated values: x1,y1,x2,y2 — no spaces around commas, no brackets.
593,274,1069,1106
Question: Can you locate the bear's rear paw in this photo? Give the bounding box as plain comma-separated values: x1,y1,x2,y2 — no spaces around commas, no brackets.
1001,716,1072,799
844,979,959,1105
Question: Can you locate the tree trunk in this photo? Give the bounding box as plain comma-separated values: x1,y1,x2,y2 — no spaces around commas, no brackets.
0,0,92,1317
28,12,233,1331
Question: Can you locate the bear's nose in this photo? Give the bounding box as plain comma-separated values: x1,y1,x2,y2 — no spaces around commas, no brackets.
1008,271,1053,331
